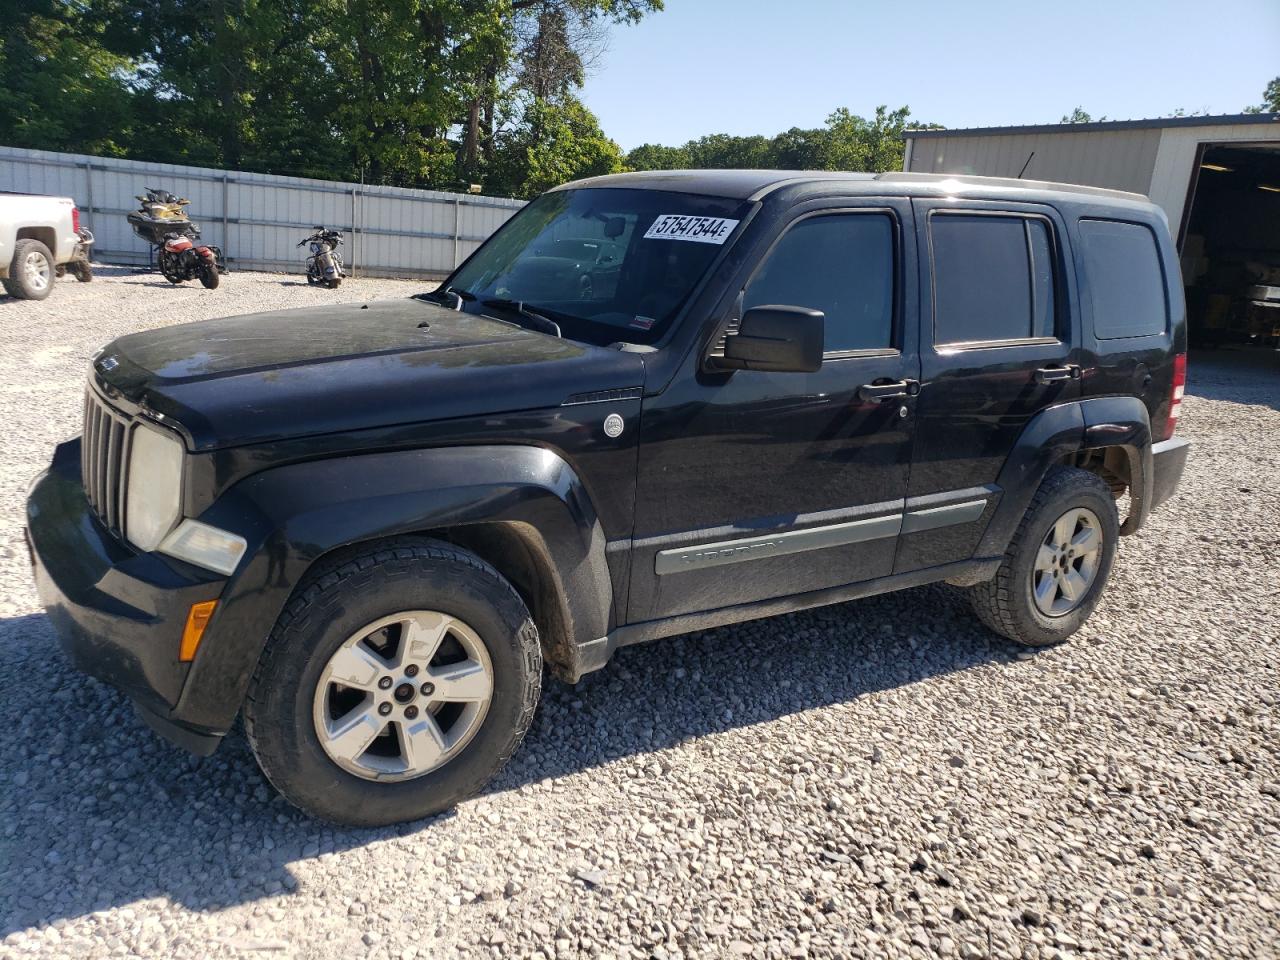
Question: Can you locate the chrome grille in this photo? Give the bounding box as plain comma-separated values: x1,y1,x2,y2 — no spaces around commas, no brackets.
82,389,131,535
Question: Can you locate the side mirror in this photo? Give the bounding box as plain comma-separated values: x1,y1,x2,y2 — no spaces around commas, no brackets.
715,305,824,373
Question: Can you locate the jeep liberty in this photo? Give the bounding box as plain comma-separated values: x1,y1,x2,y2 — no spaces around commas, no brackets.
26,171,1191,825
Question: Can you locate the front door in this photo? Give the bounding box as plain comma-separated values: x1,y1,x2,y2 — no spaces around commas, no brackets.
628,199,921,624
894,198,1083,574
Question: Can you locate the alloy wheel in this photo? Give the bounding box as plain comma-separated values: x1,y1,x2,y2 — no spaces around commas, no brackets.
23,250,51,292
1031,507,1104,617
312,610,494,781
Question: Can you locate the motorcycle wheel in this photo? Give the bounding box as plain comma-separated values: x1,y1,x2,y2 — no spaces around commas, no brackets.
199,263,220,289
325,277,342,289
159,251,183,284
72,261,93,283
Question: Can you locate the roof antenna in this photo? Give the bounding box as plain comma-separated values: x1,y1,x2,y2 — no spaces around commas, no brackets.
1017,151,1036,179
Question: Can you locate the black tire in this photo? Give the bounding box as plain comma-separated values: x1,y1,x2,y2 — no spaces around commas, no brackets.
243,538,542,826
325,276,341,289
199,263,220,289
7,239,55,300
72,260,93,283
967,466,1119,647
159,251,183,283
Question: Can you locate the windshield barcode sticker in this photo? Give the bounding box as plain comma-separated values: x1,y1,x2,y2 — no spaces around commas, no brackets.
644,215,739,244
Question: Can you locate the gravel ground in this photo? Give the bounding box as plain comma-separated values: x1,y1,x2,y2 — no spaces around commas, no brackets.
1,266,1278,959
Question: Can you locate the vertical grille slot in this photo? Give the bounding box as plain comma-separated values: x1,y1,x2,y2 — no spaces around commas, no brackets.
81,389,130,537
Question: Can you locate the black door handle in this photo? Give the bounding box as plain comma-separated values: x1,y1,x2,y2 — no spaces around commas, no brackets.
1034,365,1081,384
858,379,920,402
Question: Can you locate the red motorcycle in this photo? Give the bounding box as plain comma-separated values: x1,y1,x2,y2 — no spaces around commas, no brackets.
159,229,222,289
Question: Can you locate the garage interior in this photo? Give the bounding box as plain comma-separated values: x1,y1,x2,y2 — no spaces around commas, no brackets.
1180,142,1280,347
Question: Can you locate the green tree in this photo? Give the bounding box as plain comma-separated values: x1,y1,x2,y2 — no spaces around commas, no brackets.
489,95,623,196
0,0,141,156
1243,77,1280,113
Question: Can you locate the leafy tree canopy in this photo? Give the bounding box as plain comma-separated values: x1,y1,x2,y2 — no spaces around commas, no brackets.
624,105,940,175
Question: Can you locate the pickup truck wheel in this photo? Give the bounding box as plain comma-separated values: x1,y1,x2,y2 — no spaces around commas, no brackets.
967,466,1118,647
243,539,542,826
7,239,55,300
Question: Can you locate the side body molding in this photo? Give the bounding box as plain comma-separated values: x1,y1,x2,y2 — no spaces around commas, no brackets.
974,396,1153,560
173,445,612,732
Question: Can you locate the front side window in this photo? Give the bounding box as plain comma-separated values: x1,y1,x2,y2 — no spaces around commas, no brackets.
930,214,1058,345
446,188,749,345
743,213,895,353
1078,219,1167,339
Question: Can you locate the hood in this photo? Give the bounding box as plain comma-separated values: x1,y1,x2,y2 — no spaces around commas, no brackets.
96,299,645,450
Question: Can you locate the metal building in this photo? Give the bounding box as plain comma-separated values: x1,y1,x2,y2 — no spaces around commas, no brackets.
903,114,1280,345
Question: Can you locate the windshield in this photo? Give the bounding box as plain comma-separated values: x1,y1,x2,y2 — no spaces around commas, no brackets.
445,187,749,345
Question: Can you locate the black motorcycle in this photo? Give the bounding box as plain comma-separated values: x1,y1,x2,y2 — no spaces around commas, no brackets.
299,227,345,288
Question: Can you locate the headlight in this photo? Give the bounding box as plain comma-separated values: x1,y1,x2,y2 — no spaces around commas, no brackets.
125,423,184,551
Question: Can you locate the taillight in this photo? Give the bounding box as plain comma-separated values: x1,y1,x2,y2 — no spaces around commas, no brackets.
71,206,81,233
1163,353,1186,440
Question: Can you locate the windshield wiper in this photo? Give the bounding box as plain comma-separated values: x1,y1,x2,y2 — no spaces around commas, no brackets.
481,298,562,338
413,286,475,309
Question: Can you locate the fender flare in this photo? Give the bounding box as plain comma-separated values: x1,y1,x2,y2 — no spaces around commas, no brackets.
975,396,1153,558
171,445,612,733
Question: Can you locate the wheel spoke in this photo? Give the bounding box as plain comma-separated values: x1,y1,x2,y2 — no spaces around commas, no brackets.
428,659,492,702
1036,544,1058,573
326,641,386,690
326,703,384,764
1060,569,1087,602
1052,512,1076,550
1034,571,1057,607
1071,525,1099,555
399,714,448,771
397,611,450,668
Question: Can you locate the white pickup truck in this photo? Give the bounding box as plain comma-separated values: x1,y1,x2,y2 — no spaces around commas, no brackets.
0,193,93,300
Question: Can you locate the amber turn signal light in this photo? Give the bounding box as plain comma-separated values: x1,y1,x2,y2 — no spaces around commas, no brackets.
180,600,218,662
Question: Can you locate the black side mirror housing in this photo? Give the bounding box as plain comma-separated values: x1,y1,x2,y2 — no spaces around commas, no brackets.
715,305,824,373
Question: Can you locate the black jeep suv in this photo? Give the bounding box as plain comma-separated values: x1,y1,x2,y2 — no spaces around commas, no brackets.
27,171,1190,825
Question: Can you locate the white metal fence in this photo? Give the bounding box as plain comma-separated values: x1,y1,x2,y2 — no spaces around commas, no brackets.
0,145,525,278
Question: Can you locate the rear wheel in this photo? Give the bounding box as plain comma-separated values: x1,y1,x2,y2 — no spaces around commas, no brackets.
72,260,93,283
7,239,54,300
199,262,220,289
967,466,1118,647
244,539,542,826
325,276,341,289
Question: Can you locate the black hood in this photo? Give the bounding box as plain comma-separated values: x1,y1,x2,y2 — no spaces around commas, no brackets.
96,299,645,451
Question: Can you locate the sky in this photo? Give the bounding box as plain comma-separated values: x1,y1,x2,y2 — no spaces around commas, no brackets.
580,0,1280,151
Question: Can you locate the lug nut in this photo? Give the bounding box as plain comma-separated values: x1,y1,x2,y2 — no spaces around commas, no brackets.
378,702,392,716
420,682,435,697
405,705,419,719
378,676,393,690
405,664,419,677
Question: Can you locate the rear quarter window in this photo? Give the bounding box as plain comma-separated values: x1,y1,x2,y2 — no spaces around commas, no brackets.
1079,219,1168,339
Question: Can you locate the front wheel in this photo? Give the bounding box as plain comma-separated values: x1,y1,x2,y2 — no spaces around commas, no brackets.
967,466,1119,647
243,539,542,826
72,260,93,283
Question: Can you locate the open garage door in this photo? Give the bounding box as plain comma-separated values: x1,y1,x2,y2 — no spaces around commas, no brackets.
1180,143,1280,348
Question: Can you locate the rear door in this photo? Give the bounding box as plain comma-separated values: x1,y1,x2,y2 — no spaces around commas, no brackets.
896,199,1083,574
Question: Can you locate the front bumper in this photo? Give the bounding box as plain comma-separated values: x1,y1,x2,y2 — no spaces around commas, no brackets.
26,439,227,754
1150,436,1191,512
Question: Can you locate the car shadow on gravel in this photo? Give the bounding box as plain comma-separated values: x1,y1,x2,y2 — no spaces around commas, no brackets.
1186,349,1280,412
1,583,1010,933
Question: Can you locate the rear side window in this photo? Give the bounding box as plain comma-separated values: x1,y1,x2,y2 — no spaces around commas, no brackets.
744,213,895,353
930,214,1057,344
1078,219,1167,339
